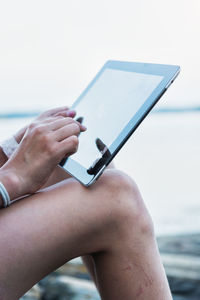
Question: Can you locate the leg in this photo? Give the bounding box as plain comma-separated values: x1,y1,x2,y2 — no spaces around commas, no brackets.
43,163,115,285
41,165,99,285
0,170,171,300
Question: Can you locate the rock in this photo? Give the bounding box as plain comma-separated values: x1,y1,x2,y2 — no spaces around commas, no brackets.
40,275,100,300
54,258,91,281
173,296,189,300
168,278,200,299
161,253,200,280
157,234,200,256
157,234,200,300
39,275,73,300
168,277,200,294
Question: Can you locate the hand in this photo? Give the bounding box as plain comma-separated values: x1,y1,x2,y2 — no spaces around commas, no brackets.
1,115,86,200
14,106,76,143
59,116,84,167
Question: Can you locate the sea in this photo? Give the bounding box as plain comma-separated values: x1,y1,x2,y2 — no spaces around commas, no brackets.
0,109,199,237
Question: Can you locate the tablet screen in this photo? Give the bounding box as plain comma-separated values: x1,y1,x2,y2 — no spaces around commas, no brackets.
71,68,163,171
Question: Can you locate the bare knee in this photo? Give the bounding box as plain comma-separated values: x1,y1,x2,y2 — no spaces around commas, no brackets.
95,169,154,246
56,169,154,252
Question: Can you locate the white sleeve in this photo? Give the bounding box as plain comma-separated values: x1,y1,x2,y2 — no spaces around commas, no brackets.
1,136,19,158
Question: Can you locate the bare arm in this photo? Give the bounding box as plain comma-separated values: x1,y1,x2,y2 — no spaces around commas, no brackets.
0,106,78,203
0,106,76,167
0,113,86,208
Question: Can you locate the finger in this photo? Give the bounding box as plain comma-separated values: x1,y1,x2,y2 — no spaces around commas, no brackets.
55,110,76,118
37,115,64,124
47,117,74,131
45,106,70,117
59,135,79,157
48,117,87,132
54,123,81,142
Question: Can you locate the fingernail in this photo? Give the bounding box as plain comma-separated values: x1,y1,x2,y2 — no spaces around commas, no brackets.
66,110,76,117
81,125,87,131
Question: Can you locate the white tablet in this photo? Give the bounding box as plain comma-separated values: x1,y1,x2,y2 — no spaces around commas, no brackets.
61,60,180,186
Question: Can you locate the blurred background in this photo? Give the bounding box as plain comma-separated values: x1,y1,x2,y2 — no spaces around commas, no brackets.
0,0,199,236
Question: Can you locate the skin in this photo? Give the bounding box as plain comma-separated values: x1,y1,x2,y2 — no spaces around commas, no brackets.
0,107,172,300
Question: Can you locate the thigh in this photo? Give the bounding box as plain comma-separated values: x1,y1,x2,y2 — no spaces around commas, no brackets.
0,176,113,299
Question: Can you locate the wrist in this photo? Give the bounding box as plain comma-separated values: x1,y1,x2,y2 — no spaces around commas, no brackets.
0,167,22,201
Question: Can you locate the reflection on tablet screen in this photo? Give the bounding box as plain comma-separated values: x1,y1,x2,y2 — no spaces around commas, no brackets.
71,68,163,171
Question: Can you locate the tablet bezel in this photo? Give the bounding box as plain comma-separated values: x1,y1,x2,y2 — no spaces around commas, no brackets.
63,60,180,186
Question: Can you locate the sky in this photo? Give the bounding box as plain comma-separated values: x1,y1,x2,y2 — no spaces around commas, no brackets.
0,0,200,112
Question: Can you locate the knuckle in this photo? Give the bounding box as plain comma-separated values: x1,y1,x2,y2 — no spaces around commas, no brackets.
65,117,73,124
56,115,65,120
52,115,65,123
69,135,79,151
71,123,80,133
47,144,57,155
28,125,44,138
43,138,56,155
34,126,44,135
55,113,65,118
29,122,37,131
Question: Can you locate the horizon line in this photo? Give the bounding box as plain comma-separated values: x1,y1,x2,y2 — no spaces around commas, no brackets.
0,106,200,119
